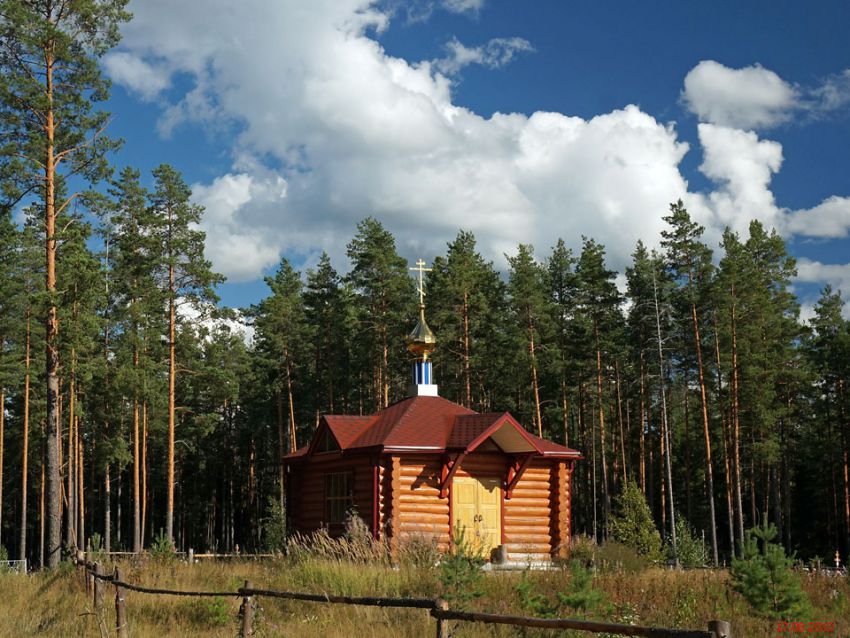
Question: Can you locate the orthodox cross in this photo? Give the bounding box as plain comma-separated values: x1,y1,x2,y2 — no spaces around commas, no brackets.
409,258,432,306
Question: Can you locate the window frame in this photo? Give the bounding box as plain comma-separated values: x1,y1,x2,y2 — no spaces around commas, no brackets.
324,470,354,527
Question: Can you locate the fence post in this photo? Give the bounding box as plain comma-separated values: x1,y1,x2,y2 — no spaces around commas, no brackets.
93,562,103,611
432,598,448,638
708,619,732,638
114,566,128,638
188,548,194,565
239,579,254,637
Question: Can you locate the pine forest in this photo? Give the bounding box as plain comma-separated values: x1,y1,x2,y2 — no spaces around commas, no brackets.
1,1,849,574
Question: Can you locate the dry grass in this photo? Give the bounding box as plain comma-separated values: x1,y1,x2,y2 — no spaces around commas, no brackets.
0,556,847,637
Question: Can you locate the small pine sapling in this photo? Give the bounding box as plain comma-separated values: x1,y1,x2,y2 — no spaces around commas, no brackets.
438,525,485,606
557,562,610,617
515,570,557,617
730,522,810,619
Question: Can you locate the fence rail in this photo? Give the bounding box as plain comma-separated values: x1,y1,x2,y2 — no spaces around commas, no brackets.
74,554,732,638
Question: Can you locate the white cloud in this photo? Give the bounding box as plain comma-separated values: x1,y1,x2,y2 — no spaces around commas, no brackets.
795,258,850,319
683,60,799,129
105,2,850,301
441,0,484,14
695,123,784,235
435,36,533,76
102,51,170,101
810,69,850,115
786,196,850,238
192,170,288,282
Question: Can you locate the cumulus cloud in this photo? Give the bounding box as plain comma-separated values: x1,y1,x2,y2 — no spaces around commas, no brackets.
105,1,849,294
695,123,784,234
682,60,799,129
795,258,850,319
786,196,850,238
102,51,170,101
435,36,533,76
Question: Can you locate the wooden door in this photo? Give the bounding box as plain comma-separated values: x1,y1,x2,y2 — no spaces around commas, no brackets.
452,476,501,557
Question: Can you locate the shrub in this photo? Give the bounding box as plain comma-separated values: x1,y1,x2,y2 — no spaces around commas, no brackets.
668,515,709,568
608,482,663,561
557,561,609,617
151,529,177,562
567,534,597,568
730,522,810,619
438,525,485,606
515,571,557,617
262,496,287,553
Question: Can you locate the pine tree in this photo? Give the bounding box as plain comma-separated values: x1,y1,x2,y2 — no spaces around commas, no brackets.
346,218,413,410
608,481,663,561
576,238,622,535
426,231,504,409
506,244,553,436
0,0,130,568
149,164,222,547
730,522,810,619
250,258,311,507
661,200,719,565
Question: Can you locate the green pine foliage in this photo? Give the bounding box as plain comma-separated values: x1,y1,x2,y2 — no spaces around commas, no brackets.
730,523,810,619
438,525,485,606
608,482,663,561
557,561,609,617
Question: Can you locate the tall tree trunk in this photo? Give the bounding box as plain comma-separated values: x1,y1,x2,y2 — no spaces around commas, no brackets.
713,311,736,558
615,361,627,484
562,380,570,446
141,400,148,546
20,311,31,562
687,277,719,565
276,389,286,510
65,360,76,549
286,359,297,452
77,420,84,549
0,388,4,539
39,443,45,568
730,296,745,553
652,267,677,564
529,312,543,437
132,338,141,553
44,47,62,570
639,353,647,494
593,321,610,532
463,291,472,408
166,258,176,545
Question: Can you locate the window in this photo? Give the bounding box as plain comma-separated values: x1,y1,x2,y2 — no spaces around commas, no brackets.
317,430,341,453
324,471,353,526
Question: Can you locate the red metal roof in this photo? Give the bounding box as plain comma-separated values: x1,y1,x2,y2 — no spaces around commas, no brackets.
285,395,581,460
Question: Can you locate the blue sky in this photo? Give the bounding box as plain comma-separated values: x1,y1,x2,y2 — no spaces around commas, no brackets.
101,0,850,316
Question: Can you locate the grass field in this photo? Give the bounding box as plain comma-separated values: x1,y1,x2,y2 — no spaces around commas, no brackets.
1,553,848,638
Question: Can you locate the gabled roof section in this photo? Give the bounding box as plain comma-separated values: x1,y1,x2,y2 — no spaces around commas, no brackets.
354,395,475,449
286,395,581,460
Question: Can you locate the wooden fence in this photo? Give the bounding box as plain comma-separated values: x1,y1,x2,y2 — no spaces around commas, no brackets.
74,555,732,638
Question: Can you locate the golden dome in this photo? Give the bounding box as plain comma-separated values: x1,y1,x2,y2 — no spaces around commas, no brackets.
407,305,436,360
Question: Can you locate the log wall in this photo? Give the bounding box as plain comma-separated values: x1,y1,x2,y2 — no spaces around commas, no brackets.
503,460,555,562
387,455,451,552
289,454,375,535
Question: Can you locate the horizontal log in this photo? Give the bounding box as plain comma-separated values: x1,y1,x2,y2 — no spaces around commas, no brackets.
399,491,443,501
399,524,449,535
503,525,551,535
503,496,550,507
398,514,449,525
504,533,552,544
430,609,715,638
398,531,449,542
395,504,448,515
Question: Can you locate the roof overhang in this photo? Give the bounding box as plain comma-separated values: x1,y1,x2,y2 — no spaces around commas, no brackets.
466,413,542,455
